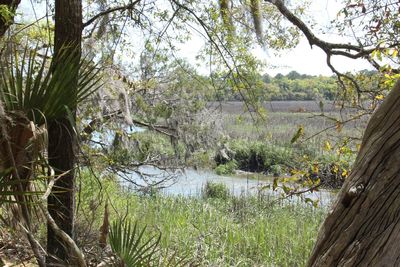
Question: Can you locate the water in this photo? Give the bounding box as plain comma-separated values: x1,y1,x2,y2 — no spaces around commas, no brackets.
91,126,146,147
121,166,337,207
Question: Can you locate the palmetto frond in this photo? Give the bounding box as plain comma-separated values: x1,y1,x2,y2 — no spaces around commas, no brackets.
0,46,102,125
109,219,161,267
0,45,101,213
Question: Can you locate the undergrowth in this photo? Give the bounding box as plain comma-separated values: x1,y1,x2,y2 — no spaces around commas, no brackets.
77,171,328,266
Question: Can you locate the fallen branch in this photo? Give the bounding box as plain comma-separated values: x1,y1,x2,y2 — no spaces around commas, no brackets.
39,170,87,267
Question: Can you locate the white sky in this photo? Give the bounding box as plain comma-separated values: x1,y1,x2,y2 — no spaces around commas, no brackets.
177,0,373,76
257,39,373,76
260,0,373,76
18,0,373,77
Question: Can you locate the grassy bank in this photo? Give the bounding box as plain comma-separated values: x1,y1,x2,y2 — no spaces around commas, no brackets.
77,172,328,266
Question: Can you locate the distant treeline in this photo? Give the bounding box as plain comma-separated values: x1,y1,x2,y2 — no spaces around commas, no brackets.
212,70,377,101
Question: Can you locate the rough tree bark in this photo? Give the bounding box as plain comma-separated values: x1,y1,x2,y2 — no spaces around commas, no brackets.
257,2,400,263
308,81,400,266
274,0,400,261
47,0,82,265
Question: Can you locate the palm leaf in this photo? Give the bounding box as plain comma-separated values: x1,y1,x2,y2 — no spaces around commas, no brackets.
0,169,45,204
0,45,102,125
109,219,161,267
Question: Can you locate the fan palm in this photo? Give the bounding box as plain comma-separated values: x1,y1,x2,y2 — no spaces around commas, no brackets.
0,44,101,230
0,44,101,266
109,219,161,267
1,46,100,124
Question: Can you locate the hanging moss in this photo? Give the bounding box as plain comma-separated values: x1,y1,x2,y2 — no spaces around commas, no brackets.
250,0,263,44
219,0,234,36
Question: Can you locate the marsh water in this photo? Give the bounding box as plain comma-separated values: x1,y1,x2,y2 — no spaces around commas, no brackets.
122,166,337,207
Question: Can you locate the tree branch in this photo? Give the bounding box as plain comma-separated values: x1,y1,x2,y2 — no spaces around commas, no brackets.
39,173,86,267
265,0,368,54
264,0,396,98
81,109,177,143
83,0,141,28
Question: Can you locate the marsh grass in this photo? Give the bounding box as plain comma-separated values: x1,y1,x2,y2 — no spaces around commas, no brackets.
213,102,367,186
77,172,328,266
202,181,231,199
222,111,365,145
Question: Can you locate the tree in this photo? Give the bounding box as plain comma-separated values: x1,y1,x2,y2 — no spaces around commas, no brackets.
0,0,20,37
46,0,83,265
308,80,400,265
286,70,301,80
258,0,400,265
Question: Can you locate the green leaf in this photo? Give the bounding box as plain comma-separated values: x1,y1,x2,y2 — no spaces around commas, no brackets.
109,219,161,266
272,177,278,191
0,45,101,124
290,125,304,144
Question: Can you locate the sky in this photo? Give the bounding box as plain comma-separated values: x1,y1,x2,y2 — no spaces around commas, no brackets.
177,0,373,76
18,0,374,77
258,0,373,76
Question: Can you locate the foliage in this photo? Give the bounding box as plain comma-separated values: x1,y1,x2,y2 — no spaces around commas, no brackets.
212,133,357,188
269,164,282,177
202,181,230,199
108,132,177,166
0,44,101,212
0,5,14,25
78,172,328,267
214,160,237,175
81,58,223,180
4,0,398,264
109,219,161,267
228,139,298,174
212,71,340,101
0,46,101,124
0,44,101,265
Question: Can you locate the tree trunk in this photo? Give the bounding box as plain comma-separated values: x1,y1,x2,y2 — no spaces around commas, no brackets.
0,0,20,37
46,0,82,265
308,81,400,266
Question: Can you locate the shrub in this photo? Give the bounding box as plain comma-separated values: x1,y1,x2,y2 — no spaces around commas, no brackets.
269,164,283,177
188,150,214,168
304,153,353,188
202,181,230,199
214,160,238,175
228,140,298,173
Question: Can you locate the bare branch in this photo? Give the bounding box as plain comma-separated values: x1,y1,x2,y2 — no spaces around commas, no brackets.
18,223,46,266
265,0,368,53
43,206,87,267
264,0,399,99
83,0,141,28
81,109,176,139
40,172,86,267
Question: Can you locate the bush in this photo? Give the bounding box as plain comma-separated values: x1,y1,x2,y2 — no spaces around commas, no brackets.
228,140,298,173
202,181,230,199
269,164,283,177
304,153,353,188
188,150,214,168
214,160,238,175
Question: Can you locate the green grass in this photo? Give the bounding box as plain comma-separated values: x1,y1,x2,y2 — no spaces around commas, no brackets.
77,172,328,266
